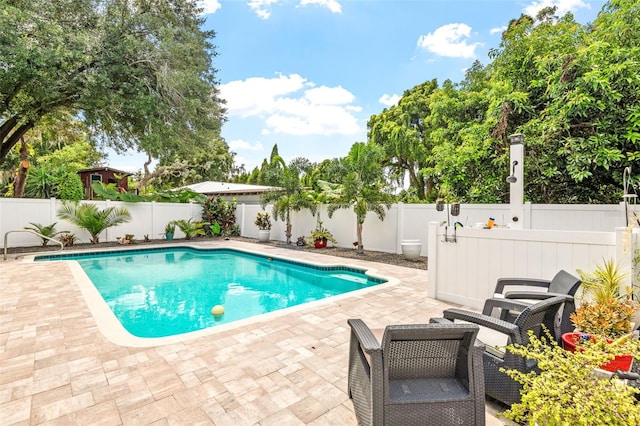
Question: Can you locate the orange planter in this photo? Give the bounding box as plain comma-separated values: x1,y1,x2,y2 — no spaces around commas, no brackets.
561,332,634,373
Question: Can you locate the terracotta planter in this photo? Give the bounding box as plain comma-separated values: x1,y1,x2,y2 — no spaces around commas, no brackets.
314,238,327,249
561,332,634,372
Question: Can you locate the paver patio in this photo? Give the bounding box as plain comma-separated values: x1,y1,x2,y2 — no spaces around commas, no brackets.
1,240,506,425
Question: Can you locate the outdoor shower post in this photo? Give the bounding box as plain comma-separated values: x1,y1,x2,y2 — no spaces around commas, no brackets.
508,134,524,229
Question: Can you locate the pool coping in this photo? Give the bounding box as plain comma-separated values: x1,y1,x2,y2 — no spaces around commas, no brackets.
23,242,400,348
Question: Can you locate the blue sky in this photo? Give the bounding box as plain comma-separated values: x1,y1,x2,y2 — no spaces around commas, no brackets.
108,0,606,173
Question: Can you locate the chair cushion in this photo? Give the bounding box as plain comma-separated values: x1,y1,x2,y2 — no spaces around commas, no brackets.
388,377,470,403
456,321,508,358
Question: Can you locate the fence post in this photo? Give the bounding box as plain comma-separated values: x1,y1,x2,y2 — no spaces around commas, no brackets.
427,221,439,298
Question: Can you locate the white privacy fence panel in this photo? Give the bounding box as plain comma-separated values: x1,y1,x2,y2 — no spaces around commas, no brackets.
2,198,637,254
426,222,619,310
1,198,200,247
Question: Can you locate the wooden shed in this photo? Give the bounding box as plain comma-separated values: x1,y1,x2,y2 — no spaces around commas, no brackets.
77,167,131,199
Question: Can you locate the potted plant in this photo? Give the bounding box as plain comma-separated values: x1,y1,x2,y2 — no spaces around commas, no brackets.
501,330,640,425
255,212,272,242
164,222,176,241
564,258,639,371
309,220,337,249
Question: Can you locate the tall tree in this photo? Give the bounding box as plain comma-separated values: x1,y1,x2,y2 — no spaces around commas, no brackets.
368,80,439,200
328,142,394,254
0,0,226,166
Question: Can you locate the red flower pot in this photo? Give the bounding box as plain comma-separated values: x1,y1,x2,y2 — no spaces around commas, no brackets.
314,238,327,249
561,332,634,372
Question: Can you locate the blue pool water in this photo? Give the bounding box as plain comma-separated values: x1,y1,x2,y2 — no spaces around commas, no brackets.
37,247,385,338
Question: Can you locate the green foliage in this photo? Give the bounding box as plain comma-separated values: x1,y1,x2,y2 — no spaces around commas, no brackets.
23,222,67,246
172,218,205,240
164,222,176,235
570,299,637,338
578,258,630,304
308,220,337,244
360,2,639,203
0,0,226,169
260,152,312,244
90,181,205,204
327,142,394,253
501,330,640,425
254,212,272,231
200,196,238,236
55,170,85,201
57,202,131,244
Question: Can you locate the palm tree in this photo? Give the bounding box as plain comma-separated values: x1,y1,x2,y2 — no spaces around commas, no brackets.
23,222,67,246
57,202,132,244
328,142,394,254
260,155,312,244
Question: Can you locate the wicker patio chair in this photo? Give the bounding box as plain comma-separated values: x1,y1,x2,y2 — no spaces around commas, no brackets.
482,270,581,339
442,295,571,406
347,319,485,426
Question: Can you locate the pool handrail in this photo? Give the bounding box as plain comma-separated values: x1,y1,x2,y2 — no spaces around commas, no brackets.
3,230,64,261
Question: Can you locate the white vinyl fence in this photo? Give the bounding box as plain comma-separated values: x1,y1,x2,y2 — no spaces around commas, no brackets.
426,224,639,310
1,198,637,257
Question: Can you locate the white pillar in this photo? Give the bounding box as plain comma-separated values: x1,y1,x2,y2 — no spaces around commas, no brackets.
508,134,524,229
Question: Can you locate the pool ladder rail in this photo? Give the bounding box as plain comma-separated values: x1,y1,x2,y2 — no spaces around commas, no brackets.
3,230,64,261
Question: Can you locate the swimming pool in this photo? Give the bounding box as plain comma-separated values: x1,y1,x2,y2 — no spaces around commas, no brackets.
37,247,386,339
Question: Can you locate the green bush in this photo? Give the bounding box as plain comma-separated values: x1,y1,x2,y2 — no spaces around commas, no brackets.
501,330,640,425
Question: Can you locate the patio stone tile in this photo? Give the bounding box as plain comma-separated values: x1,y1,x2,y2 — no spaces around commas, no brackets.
166,407,214,425
307,403,357,426
288,395,329,424
114,388,155,414
30,391,94,424
120,396,180,426
0,396,31,425
260,408,307,426
0,240,508,425
31,384,72,407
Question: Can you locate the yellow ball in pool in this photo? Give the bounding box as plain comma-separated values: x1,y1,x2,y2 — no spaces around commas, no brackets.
211,305,225,316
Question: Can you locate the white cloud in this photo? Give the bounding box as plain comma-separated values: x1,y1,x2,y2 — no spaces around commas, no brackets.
490,26,506,35
220,73,362,136
229,140,264,152
417,23,483,58
379,94,400,107
304,86,354,104
197,0,221,15
248,0,279,19
299,0,342,13
524,0,589,17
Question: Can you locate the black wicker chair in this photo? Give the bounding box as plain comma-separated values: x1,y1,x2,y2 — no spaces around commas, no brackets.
347,319,485,426
482,270,581,339
442,295,571,406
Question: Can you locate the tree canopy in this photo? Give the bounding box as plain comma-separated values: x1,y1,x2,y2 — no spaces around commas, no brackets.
0,0,226,167
367,1,639,203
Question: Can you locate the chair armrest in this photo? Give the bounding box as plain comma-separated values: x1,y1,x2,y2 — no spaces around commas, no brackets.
504,291,573,301
443,308,522,342
481,297,532,316
348,319,381,353
494,277,551,294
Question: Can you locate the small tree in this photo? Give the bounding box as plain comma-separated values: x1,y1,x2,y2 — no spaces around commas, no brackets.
57,202,131,244
327,142,394,254
23,222,67,246
260,155,311,244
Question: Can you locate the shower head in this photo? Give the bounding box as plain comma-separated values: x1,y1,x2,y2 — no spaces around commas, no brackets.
506,160,519,184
